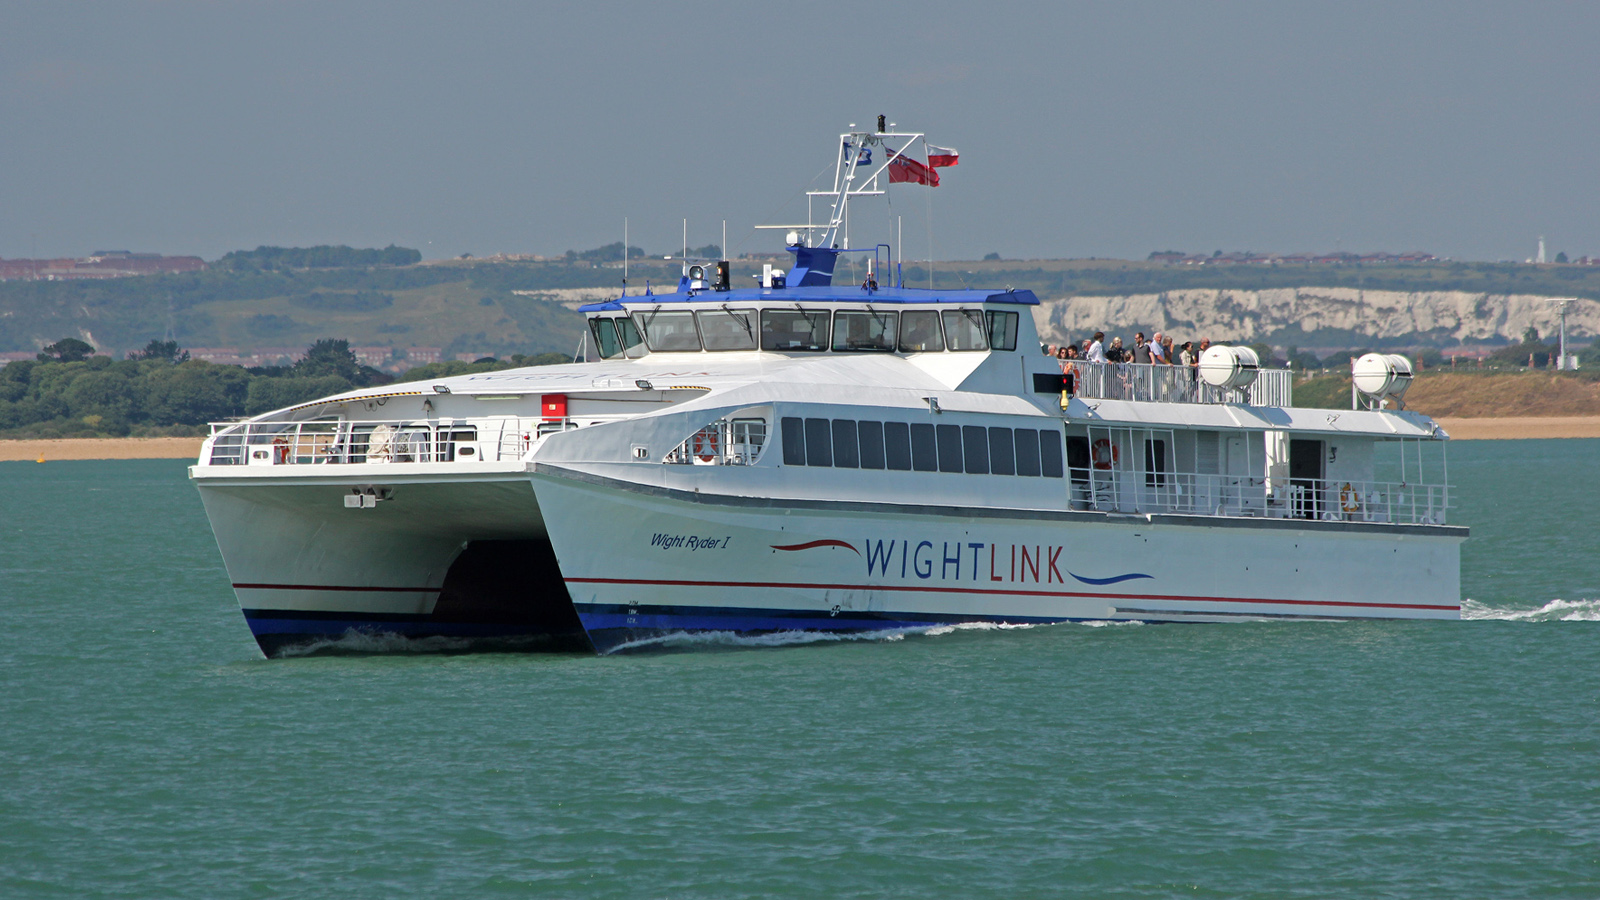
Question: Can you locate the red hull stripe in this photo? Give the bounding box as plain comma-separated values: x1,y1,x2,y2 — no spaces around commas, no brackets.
563,576,1457,611
770,539,861,554
233,582,440,593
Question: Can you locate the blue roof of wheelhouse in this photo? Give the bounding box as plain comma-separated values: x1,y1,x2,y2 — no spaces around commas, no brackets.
578,286,1039,313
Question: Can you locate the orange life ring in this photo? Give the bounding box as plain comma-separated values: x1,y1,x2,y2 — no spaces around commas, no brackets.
1091,438,1119,470
691,428,720,462
1340,483,1360,513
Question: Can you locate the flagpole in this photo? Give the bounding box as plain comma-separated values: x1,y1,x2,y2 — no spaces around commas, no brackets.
623,217,628,293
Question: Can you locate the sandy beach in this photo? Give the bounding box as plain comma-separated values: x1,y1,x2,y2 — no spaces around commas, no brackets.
4,417,1598,461
1432,416,1600,440
1,437,205,462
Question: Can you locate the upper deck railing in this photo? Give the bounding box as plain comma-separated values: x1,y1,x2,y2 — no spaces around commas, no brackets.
1068,361,1293,407
203,417,585,467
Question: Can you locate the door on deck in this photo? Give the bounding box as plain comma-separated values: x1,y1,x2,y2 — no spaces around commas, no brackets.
1289,439,1325,520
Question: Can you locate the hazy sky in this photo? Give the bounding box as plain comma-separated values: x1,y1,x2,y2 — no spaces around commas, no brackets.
3,1,1596,263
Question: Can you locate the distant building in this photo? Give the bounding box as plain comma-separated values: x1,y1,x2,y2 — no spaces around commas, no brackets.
0,252,206,281
404,347,442,365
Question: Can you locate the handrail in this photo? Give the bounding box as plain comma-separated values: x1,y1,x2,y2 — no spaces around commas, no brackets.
1065,466,1450,525
202,416,606,467
1066,361,1294,407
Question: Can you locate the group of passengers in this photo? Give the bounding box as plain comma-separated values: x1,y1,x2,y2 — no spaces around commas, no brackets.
1045,331,1216,398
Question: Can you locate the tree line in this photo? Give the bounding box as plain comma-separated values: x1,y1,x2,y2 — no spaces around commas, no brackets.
0,338,568,439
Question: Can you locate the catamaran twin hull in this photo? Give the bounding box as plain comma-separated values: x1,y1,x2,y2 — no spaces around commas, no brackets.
196,464,1461,657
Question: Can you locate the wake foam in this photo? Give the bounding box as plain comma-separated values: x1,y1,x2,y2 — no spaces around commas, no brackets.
1461,598,1600,622
603,619,1136,654
274,630,552,657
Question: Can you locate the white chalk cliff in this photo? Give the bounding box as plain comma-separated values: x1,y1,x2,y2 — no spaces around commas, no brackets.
1032,288,1599,346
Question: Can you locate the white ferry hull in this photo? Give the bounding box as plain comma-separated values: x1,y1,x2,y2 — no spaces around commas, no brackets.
532,466,1463,653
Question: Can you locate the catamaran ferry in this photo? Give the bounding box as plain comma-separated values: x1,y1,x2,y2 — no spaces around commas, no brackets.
191,125,1463,656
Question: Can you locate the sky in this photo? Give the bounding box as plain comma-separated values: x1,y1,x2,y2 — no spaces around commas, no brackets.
2,1,1597,264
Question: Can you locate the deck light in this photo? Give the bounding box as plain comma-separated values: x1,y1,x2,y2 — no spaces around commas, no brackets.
636,380,654,391
433,384,451,394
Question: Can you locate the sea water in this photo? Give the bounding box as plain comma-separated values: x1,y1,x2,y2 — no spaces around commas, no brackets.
1,441,1597,898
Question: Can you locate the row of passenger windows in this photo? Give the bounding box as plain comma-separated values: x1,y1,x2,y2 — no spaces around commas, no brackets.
780,417,1064,478
591,308,1021,357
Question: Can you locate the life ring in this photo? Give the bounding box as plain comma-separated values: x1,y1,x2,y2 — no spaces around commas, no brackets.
1340,483,1360,513
691,428,720,462
1091,438,1119,470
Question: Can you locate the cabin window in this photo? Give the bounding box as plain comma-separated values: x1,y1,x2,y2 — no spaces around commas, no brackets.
761,309,830,351
910,423,938,471
1065,436,1090,483
1014,428,1041,476
832,420,860,468
986,311,1019,351
858,420,886,469
898,311,945,352
942,310,990,351
884,422,913,470
936,424,963,473
779,418,1066,480
438,427,477,462
616,317,648,357
696,309,758,351
635,311,702,352
988,427,1015,476
962,426,990,474
781,417,805,465
589,318,623,359
832,310,898,351
804,417,833,466
1040,431,1065,478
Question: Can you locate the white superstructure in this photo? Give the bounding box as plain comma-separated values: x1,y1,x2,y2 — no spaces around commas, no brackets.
191,127,1463,656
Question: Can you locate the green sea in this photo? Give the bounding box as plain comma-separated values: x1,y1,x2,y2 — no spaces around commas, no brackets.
2,440,1597,898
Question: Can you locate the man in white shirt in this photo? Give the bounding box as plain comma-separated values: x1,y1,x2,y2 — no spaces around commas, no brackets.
1087,331,1106,363
1151,331,1168,364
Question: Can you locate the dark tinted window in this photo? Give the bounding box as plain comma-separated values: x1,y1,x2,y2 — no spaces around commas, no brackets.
1015,428,1040,476
936,424,963,473
781,417,805,465
988,427,1015,476
832,419,859,468
1145,439,1168,486
885,422,913,470
1040,430,1064,478
804,418,833,466
962,426,989,474
858,421,886,470
1066,436,1091,483
910,423,938,471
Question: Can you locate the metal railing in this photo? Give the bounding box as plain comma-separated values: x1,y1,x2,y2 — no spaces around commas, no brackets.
1066,467,1450,525
204,417,584,466
1066,361,1293,406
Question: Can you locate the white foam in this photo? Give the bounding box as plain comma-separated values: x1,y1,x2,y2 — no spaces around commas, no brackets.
1461,598,1600,622
276,630,481,657
604,627,917,654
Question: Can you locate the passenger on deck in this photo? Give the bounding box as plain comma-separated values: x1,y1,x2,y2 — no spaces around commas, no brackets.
1132,332,1152,364
1107,336,1127,363
1087,332,1106,363
1151,332,1168,364
1179,341,1196,367
1161,335,1176,365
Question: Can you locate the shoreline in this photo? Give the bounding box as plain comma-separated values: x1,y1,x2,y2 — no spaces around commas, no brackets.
4,416,1599,461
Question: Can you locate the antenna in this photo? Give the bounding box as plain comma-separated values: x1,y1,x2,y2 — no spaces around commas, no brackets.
623,217,628,292
722,220,726,260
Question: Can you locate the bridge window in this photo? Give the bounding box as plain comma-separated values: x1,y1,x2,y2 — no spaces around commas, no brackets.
589,318,623,359
898,311,945,352
635,311,701,352
616,317,648,357
761,309,830,351
986,311,1019,351
942,310,989,351
696,309,758,351
832,310,899,351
